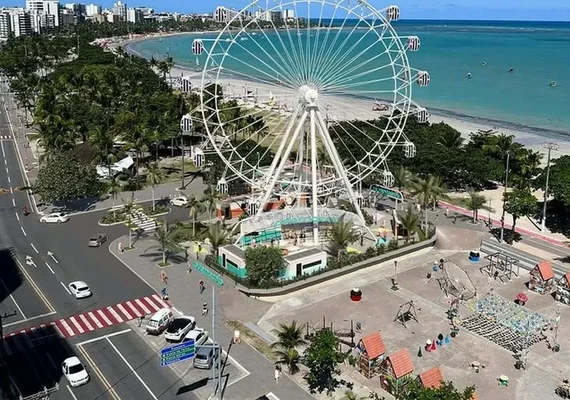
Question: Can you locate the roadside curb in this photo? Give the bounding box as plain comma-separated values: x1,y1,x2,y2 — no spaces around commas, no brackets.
108,237,159,294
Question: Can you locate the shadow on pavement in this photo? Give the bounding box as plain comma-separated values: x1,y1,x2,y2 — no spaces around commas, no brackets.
2,325,75,399
39,196,101,213
0,248,24,305
175,376,209,395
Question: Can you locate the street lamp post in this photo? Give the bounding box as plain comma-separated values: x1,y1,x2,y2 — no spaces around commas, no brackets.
499,152,511,243
541,143,558,233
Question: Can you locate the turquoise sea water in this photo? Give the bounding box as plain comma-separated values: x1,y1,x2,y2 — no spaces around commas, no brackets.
127,20,570,139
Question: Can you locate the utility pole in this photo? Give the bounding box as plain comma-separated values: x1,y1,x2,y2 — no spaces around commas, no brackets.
499,152,510,243
541,143,558,233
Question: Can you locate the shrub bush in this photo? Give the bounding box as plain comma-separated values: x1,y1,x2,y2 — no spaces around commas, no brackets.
100,212,127,224
142,205,170,216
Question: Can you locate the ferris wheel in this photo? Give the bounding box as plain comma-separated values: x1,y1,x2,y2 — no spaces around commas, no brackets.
193,0,430,236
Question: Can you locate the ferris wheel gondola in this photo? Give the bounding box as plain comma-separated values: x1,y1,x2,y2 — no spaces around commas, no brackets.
194,0,429,242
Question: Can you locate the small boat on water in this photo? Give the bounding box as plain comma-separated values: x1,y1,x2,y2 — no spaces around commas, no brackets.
481,61,487,66
466,72,472,79
550,81,557,87
224,38,231,42
508,67,514,73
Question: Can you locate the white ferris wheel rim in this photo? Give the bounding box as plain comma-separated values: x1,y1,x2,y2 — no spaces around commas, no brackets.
198,0,425,192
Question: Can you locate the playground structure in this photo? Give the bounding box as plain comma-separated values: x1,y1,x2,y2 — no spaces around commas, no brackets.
304,317,357,348
437,261,477,301
394,300,419,328
461,292,554,352
480,252,519,283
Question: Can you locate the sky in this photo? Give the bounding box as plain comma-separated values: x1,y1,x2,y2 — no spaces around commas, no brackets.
1,0,570,21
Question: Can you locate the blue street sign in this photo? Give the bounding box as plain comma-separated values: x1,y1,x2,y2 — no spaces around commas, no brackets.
160,340,195,367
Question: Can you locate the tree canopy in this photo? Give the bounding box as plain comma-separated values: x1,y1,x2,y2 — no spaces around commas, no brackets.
244,246,285,287
303,328,347,395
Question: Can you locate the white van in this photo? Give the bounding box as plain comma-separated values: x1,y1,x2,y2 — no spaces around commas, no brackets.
146,308,174,335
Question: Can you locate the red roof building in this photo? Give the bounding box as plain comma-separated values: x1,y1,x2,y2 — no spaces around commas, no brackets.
529,260,555,295
418,366,444,389
380,348,414,394
357,332,386,379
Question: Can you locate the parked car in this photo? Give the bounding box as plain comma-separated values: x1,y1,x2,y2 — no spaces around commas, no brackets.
164,316,196,342
193,345,220,370
40,212,69,223
68,281,92,299
182,328,209,346
170,196,188,207
146,308,174,335
88,233,109,247
62,357,89,387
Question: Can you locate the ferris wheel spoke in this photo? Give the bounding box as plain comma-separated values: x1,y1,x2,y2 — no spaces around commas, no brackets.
307,0,328,84
321,36,399,91
311,3,365,87
292,1,308,81
250,17,305,88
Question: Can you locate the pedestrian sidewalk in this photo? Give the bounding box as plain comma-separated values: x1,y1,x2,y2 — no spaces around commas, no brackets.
109,236,315,400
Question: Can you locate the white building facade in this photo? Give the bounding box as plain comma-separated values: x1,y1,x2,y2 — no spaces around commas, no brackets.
85,3,101,16
0,11,12,38
113,1,127,21
214,6,238,23
126,7,143,23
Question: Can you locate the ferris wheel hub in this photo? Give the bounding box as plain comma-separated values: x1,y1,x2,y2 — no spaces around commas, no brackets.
298,85,319,105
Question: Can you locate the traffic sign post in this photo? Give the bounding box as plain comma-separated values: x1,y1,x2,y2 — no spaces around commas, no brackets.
160,340,195,367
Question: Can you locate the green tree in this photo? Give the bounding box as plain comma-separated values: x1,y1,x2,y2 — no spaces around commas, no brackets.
329,215,360,258
399,205,420,243
187,195,203,237
504,189,537,234
393,165,412,193
274,348,301,375
534,155,570,206
33,151,101,203
271,321,306,351
303,328,346,395
340,390,368,400
462,191,488,223
146,221,181,266
402,379,475,400
204,222,230,258
203,186,222,220
145,162,163,210
105,176,122,217
409,175,447,230
245,246,285,287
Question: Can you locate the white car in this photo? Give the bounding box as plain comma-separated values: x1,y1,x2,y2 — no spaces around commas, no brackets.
164,316,196,342
40,212,69,223
69,281,92,299
62,356,89,387
170,196,188,207
182,328,209,346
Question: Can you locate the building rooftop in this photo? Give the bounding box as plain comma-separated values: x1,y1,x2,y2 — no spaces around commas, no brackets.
536,260,554,281
387,348,414,379
360,332,385,360
284,247,326,262
223,244,245,259
419,366,444,389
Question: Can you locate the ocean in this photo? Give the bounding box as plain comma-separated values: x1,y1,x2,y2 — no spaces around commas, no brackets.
127,20,570,139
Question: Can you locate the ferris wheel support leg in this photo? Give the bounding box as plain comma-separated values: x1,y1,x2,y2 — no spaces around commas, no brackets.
309,108,319,246
256,110,308,217
315,110,374,240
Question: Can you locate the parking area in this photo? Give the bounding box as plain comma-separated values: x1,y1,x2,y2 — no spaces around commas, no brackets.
266,250,570,400
126,317,249,399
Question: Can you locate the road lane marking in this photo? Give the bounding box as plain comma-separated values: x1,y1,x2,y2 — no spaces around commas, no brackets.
0,277,26,319
15,211,19,221
134,299,151,315
77,344,121,400
5,167,8,174
117,303,134,319
96,309,113,326
30,243,38,253
75,329,131,346
9,186,12,193
14,256,55,313
106,337,158,400
46,353,57,369
107,306,124,323
143,296,161,312
87,312,104,329
66,385,79,400
11,198,15,206
7,175,10,183
57,319,75,337
60,281,72,295
0,140,5,158
44,262,55,274
68,316,85,334
3,310,56,327
20,226,26,236
78,314,94,331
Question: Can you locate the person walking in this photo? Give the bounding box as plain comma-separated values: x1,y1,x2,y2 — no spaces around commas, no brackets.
186,260,192,274
274,365,281,383
202,302,208,316
199,279,205,294
160,270,168,285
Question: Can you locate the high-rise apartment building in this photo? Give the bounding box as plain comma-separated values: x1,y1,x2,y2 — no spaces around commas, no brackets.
214,6,238,23
113,1,127,21
12,10,34,36
126,7,143,23
0,11,12,38
25,0,60,28
85,3,101,16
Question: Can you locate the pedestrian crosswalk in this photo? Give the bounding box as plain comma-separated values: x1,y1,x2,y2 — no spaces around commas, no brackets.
3,294,170,355
129,209,157,233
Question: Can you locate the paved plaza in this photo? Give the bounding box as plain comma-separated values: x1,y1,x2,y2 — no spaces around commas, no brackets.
261,247,570,400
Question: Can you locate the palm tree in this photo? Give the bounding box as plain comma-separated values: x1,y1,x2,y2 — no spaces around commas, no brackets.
203,186,222,221
105,176,121,217
409,175,447,230
270,321,306,350
274,348,300,375
340,390,367,400
463,191,488,223
382,375,414,399
399,205,420,243
186,195,203,237
393,165,412,193
204,223,231,259
146,221,181,265
329,215,360,257
146,162,163,210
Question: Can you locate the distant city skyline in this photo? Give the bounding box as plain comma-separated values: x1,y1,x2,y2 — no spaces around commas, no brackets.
1,0,569,21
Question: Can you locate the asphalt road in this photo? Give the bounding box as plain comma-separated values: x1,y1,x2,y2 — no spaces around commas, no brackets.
0,96,196,400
